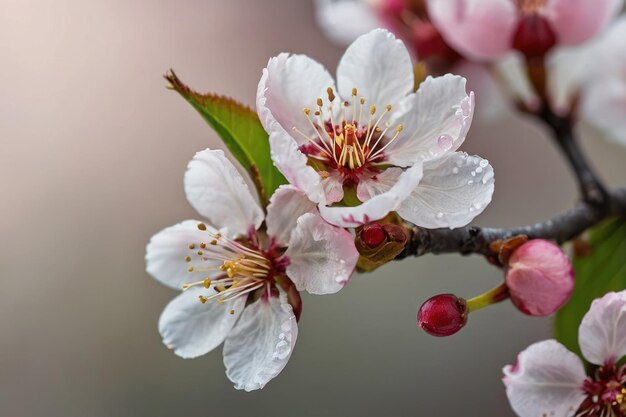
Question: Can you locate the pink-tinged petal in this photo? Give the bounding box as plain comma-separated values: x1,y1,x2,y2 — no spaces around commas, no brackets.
544,0,623,46
315,0,382,46
427,0,518,60
184,149,263,237
267,124,326,204
265,185,317,247
397,152,494,229
581,76,626,147
319,161,423,227
493,53,540,111
356,167,403,201
257,53,338,142
579,290,626,366
223,293,298,391
146,220,222,290
285,213,359,294
322,170,345,204
158,287,245,359
386,75,474,166
336,29,413,111
503,340,586,417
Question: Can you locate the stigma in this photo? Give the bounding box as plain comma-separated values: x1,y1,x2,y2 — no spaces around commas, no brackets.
293,87,403,171
181,222,273,307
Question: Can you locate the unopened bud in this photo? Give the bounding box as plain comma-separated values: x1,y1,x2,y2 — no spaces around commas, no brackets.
361,223,386,248
418,294,468,337
505,239,574,316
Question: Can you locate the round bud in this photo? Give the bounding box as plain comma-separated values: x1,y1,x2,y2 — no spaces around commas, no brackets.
418,294,468,337
360,223,386,248
505,239,574,316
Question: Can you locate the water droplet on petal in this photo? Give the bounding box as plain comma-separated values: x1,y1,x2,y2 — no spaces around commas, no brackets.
476,167,483,174
471,171,476,176
479,159,489,168
437,134,453,151
468,180,474,185
436,212,444,219
452,167,459,174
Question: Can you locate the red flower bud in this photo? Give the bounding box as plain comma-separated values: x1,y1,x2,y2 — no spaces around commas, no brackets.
505,239,574,317
513,14,557,59
361,223,386,248
418,294,468,337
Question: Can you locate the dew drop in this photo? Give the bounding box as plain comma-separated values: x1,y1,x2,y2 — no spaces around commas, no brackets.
476,167,483,174
452,167,459,174
471,171,476,176
468,180,474,185
437,134,453,151
436,212,444,219
479,159,489,168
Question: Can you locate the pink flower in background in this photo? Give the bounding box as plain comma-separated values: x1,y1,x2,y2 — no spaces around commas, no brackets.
145,149,358,391
257,29,494,228
505,239,574,316
428,0,624,60
504,290,626,417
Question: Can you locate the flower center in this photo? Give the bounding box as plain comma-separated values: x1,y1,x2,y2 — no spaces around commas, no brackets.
516,0,546,14
293,87,403,173
182,222,278,312
579,365,626,417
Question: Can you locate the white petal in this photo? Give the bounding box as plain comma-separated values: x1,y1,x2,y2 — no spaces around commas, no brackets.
267,124,326,204
319,161,424,227
265,185,317,247
503,340,586,417
356,167,403,202
397,152,494,229
547,46,596,115
257,53,338,141
493,53,540,111
579,290,626,366
581,76,626,147
336,29,413,112
285,213,359,294
386,75,474,166
321,170,345,204
223,293,298,391
158,287,245,359
146,220,221,290
184,149,263,237
315,0,382,46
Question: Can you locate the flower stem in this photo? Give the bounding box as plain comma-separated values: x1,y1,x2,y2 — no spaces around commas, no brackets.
465,284,509,312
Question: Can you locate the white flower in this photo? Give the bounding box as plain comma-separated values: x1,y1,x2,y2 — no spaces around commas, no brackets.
315,0,382,46
503,290,626,417
493,17,626,146
145,149,359,391
257,28,495,228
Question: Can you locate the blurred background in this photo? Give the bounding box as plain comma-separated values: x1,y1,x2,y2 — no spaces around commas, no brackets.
1,0,625,416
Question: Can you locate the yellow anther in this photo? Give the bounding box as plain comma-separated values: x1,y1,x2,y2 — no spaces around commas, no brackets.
203,278,212,288
319,171,330,179
216,284,227,292
396,124,404,133
230,309,235,315
197,251,203,256
327,87,335,102
360,97,365,105
352,87,357,96
314,111,320,116
227,268,235,278
385,104,392,111
370,105,376,115
317,98,323,107
185,256,191,262
197,223,207,231
303,108,311,115
343,101,349,107
188,266,194,272
188,243,195,249
182,284,190,289
199,242,206,249
215,233,222,239
199,295,208,304
210,239,217,245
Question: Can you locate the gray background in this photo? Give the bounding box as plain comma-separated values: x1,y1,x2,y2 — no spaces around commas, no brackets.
1,0,625,416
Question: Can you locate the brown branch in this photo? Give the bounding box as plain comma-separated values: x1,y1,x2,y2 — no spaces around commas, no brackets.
398,188,626,258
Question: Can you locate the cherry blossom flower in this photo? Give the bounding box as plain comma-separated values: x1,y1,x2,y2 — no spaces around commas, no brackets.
428,0,624,60
145,149,358,391
257,28,494,228
503,290,626,417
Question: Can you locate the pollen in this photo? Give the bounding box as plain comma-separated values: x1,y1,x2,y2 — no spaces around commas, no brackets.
197,223,207,231
188,243,195,249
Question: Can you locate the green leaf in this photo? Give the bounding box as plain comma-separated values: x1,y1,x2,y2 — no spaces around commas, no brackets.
165,70,286,207
554,217,626,359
